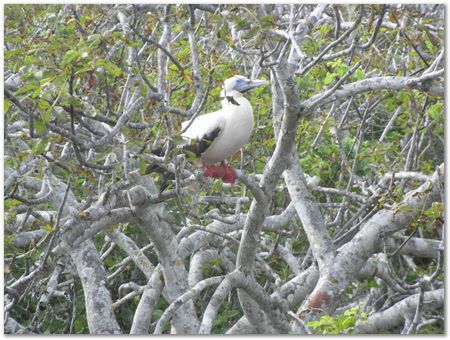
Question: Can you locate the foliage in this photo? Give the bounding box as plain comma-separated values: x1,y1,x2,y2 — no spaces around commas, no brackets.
4,4,444,335
211,301,242,334
307,306,368,334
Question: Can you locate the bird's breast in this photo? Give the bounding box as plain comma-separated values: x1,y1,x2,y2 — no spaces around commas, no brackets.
201,99,254,164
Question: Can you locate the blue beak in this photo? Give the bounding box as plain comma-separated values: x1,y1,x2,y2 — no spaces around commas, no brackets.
234,78,267,93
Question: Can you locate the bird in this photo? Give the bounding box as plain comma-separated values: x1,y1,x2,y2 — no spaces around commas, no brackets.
180,75,267,183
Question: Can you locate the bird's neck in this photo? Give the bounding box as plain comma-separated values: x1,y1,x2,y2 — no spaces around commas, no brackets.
221,90,246,107
220,89,243,99
225,89,243,98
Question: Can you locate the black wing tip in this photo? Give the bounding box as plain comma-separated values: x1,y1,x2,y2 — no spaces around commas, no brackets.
182,127,221,157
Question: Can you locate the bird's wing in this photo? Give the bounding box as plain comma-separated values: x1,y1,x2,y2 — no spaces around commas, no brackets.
180,110,225,157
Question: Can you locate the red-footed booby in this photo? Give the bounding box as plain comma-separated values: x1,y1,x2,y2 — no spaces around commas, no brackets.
181,75,267,183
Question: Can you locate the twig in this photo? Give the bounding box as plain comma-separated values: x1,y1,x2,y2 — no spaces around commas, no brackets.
299,10,363,76
180,70,215,134
40,176,72,268
133,29,186,72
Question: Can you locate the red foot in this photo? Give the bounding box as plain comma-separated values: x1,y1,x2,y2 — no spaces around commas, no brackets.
222,167,236,183
202,161,236,184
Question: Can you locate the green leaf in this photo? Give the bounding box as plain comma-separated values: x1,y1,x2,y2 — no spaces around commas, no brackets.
65,96,82,108
32,137,49,155
354,69,365,80
324,72,336,85
341,317,355,330
343,308,357,316
139,158,147,175
307,320,321,329
62,50,82,65
184,149,197,161
427,102,443,120
5,48,25,60
210,257,221,266
242,27,259,40
336,64,349,76
219,20,229,39
95,60,122,77
152,309,164,318
79,14,87,27
38,98,51,112
319,25,333,36
212,309,240,327
259,15,276,29
74,66,94,76
235,18,251,31
42,224,55,233
423,202,444,219
34,119,48,134
40,110,52,125
364,278,380,288
210,87,222,97
4,99,11,113
14,84,40,96
321,315,334,324
4,198,22,211
212,179,223,192
52,75,68,89
5,235,16,246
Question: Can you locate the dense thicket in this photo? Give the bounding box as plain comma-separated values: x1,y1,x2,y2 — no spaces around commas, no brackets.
4,4,444,334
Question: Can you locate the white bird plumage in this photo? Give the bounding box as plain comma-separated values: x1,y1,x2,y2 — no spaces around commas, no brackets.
181,75,266,165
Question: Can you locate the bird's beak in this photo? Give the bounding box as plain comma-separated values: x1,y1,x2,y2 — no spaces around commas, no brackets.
234,79,267,93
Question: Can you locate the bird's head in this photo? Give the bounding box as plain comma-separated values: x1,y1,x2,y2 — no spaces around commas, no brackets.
220,75,267,99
